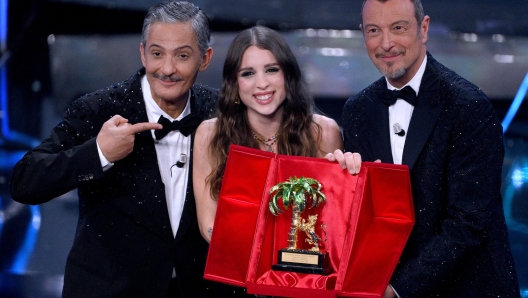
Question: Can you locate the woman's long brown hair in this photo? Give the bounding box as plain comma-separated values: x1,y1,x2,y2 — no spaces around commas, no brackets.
208,26,321,200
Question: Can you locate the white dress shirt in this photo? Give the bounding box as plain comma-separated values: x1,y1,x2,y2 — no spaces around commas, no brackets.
141,75,191,238
387,55,427,165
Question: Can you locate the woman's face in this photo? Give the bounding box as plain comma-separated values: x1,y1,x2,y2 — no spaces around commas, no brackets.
237,45,286,122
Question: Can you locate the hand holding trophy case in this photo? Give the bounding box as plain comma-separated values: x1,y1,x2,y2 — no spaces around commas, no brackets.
204,145,414,297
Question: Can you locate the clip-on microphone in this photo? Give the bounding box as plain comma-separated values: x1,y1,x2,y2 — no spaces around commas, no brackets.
393,123,406,136
170,154,187,177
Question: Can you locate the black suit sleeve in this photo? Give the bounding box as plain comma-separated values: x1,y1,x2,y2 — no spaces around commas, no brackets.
342,94,378,161
10,98,105,204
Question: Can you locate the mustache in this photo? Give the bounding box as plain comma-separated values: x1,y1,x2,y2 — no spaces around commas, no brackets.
375,50,404,58
153,73,184,82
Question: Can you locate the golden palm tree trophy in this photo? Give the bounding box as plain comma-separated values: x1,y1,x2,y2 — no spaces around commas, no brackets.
269,177,329,274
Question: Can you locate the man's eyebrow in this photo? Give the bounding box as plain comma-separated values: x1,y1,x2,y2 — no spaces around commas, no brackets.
363,20,411,28
391,20,412,26
147,43,195,52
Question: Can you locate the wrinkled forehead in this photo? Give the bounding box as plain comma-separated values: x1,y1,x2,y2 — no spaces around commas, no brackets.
145,22,199,48
362,0,416,26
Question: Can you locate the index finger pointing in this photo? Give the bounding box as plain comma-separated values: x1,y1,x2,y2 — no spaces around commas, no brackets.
127,122,163,134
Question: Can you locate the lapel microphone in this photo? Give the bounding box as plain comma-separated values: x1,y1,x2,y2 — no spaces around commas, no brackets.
393,123,406,137
170,154,187,177
176,153,187,168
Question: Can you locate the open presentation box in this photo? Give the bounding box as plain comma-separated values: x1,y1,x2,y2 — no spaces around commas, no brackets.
205,145,414,297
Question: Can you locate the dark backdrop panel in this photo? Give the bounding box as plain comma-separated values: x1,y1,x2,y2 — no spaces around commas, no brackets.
48,31,528,122
50,0,528,35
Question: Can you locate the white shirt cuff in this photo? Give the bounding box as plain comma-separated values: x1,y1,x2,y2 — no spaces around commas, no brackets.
96,141,114,172
390,284,401,298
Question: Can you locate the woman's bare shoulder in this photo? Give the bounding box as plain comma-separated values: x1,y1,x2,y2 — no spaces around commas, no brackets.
202,117,217,126
312,114,339,130
196,118,217,141
312,114,343,155
198,118,217,131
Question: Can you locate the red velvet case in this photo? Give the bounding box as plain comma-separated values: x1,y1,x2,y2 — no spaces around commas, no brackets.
205,145,414,297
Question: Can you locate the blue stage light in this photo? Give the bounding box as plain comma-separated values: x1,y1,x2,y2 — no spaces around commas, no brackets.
511,167,528,188
0,0,6,50
1,0,41,274
502,72,528,133
9,205,41,274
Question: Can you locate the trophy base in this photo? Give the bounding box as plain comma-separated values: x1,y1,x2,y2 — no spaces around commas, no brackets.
272,248,330,275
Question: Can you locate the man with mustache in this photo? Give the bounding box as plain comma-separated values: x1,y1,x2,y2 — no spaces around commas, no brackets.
328,0,520,296
10,1,221,297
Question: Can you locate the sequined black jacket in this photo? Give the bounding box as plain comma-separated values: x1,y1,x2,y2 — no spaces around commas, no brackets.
342,53,520,297
10,68,219,297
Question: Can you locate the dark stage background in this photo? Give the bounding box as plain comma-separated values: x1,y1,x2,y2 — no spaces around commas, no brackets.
1,0,527,297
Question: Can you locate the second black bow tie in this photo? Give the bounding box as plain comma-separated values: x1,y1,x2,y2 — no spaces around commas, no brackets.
154,113,202,140
379,85,417,107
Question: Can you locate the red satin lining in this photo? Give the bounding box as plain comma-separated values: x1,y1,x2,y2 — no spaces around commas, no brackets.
204,145,415,297
256,270,337,289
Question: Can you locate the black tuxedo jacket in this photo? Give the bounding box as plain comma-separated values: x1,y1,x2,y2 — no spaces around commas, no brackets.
10,68,219,297
342,54,520,297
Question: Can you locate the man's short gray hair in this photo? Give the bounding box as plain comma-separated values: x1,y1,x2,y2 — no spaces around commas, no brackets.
141,1,211,55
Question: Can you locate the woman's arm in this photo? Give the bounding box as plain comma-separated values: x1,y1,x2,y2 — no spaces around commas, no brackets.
312,114,344,157
193,118,218,243
315,114,363,174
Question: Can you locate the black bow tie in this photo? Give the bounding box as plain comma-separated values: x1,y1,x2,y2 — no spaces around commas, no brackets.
379,85,417,107
154,113,202,140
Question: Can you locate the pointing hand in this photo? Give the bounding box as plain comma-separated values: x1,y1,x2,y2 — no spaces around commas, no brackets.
97,115,162,162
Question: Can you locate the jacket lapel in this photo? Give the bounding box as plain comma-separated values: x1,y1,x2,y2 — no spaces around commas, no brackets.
174,89,205,243
123,70,174,242
402,56,444,171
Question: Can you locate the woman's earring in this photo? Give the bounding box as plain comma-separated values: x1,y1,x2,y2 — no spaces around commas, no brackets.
235,94,240,105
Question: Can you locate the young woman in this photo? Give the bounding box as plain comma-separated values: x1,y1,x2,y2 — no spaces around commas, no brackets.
193,26,360,244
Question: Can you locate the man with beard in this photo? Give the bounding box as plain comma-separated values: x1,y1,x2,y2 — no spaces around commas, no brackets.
327,0,520,296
